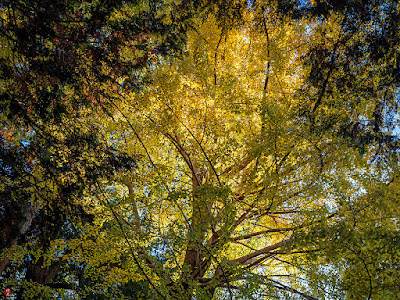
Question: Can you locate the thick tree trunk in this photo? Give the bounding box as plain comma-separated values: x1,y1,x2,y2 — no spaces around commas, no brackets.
165,135,217,299
180,165,213,298
0,203,40,274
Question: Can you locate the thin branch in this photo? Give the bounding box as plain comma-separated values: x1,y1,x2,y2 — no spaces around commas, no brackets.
232,240,257,251
264,277,319,300
269,210,301,215
107,97,191,227
312,33,350,113
220,153,259,178
108,101,157,174
184,20,209,44
125,181,142,232
231,201,255,229
96,183,167,300
232,238,291,265
245,253,276,268
346,246,373,300
262,6,271,95
232,227,298,242
163,103,222,186
202,245,234,300
164,132,201,186
214,27,225,85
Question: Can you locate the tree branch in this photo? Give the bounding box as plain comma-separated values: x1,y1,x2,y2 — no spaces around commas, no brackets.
264,277,319,300
232,227,297,242
214,27,225,85
125,181,142,232
232,238,291,265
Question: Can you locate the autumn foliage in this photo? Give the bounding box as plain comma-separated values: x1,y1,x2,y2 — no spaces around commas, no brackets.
1,1,400,299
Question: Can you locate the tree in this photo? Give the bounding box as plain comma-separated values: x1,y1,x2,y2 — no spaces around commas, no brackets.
92,1,399,297
290,1,400,298
1,0,399,299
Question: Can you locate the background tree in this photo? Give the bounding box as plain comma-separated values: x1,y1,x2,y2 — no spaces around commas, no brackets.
294,1,400,298
0,0,204,297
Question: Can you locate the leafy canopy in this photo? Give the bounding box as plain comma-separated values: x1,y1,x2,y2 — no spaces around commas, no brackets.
1,0,400,299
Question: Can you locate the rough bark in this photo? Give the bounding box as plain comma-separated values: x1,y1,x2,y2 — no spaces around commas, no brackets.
0,202,40,274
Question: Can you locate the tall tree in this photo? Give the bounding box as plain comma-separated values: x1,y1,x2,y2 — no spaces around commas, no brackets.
88,7,368,300
94,1,400,298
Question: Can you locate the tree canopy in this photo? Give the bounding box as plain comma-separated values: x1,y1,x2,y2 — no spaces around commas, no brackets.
1,0,400,299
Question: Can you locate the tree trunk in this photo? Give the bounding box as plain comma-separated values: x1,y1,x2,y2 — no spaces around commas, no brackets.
0,203,40,274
